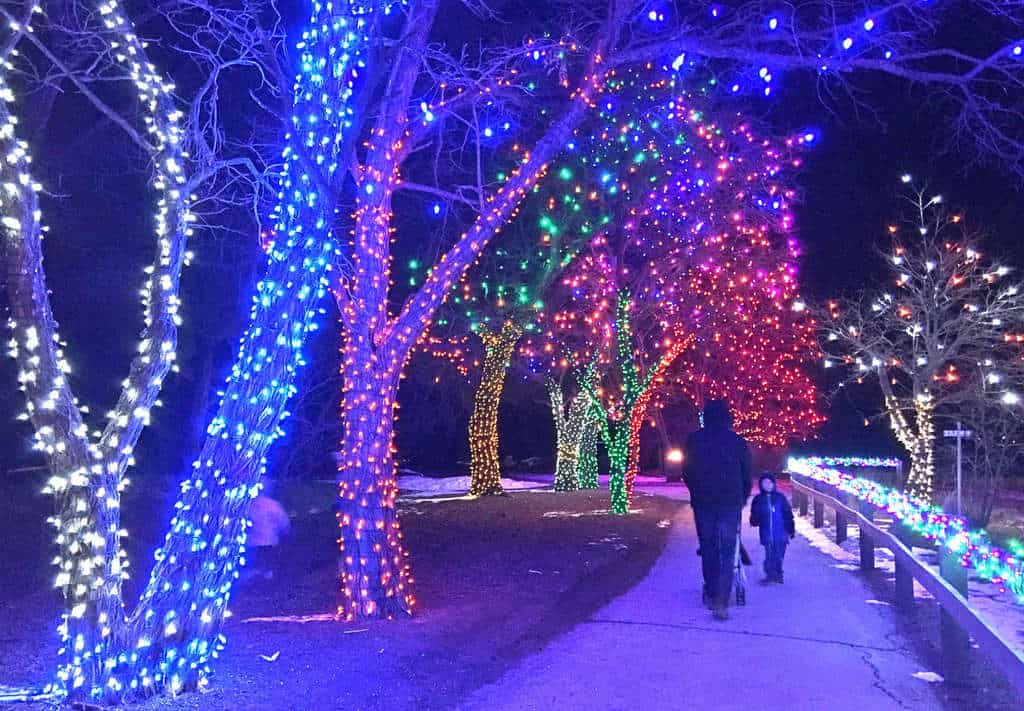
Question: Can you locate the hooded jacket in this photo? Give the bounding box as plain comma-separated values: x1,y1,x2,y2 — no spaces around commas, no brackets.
749,473,796,546
682,400,752,509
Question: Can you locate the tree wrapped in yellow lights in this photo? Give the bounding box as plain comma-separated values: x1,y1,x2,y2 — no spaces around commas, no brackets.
468,321,523,495
822,180,1024,501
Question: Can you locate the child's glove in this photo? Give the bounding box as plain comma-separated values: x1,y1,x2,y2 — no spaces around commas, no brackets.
790,533,796,540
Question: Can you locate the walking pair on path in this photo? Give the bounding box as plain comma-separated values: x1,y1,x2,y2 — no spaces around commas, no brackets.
682,400,795,620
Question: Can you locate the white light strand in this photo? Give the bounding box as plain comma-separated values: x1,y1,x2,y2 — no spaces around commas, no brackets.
0,0,192,701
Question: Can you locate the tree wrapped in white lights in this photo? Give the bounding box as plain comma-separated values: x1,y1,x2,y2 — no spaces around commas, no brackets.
1,0,193,697
0,0,374,702
822,180,1024,500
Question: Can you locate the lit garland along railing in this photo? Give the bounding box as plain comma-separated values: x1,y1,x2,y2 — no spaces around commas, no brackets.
799,456,902,469
787,457,1024,602
1,0,193,700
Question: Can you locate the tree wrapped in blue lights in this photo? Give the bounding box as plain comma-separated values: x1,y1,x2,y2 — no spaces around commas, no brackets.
2,0,380,701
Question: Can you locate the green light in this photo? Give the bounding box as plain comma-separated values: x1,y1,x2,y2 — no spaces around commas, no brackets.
408,259,419,269
559,167,573,180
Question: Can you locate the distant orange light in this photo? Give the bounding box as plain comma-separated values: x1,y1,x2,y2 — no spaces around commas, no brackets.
666,448,684,464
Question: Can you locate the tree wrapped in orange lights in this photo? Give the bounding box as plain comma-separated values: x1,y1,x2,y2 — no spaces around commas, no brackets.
332,0,1024,616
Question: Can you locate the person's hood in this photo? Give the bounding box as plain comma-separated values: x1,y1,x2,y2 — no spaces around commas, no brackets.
758,473,777,492
702,399,734,430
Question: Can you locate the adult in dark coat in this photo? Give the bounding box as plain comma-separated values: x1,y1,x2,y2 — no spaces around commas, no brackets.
683,399,752,620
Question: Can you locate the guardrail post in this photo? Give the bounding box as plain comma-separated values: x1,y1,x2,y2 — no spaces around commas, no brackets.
939,544,970,682
813,498,825,528
834,492,848,544
797,489,808,517
893,525,915,610
858,499,875,571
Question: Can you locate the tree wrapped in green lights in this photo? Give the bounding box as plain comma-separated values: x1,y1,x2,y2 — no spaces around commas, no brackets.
580,290,693,513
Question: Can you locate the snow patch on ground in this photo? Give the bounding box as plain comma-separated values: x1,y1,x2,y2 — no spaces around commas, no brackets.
542,508,643,518
397,474,545,498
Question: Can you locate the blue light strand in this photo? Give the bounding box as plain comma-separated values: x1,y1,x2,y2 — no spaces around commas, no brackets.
45,2,384,702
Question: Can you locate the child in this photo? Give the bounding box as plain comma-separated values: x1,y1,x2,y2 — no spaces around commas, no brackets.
246,479,291,581
748,473,795,583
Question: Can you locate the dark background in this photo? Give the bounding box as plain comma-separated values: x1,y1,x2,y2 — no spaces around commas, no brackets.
2,3,1022,488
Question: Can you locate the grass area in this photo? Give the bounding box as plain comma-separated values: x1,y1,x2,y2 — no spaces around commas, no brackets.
0,477,681,710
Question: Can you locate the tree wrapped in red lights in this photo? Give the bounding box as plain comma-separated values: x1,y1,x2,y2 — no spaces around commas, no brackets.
821,181,1024,500
524,75,824,512
665,231,824,447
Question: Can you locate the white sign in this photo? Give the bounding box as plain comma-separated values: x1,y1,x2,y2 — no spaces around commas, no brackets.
943,429,972,438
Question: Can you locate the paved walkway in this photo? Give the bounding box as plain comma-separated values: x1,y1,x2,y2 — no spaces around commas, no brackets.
459,484,943,711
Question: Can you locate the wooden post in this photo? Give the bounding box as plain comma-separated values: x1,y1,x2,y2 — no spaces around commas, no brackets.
831,486,848,544
798,489,808,517
893,525,916,611
858,499,875,571
939,545,970,682
813,499,825,528
834,510,848,543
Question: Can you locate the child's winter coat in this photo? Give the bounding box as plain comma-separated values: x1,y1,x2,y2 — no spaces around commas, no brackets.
748,474,795,546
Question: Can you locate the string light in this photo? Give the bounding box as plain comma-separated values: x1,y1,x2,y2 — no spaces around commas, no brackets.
1,1,196,700
788,457,1024,602
549,378,599,491
521,67,821,513
823,182,1024,501
577,420,601,488
467,321,522,496
3,1,382,700
333,19,614,618
800,455,902,469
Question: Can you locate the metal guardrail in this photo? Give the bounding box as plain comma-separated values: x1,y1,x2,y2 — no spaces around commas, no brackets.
789,472,1024,696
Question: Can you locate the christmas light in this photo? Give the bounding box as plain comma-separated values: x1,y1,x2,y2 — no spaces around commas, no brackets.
2,1,381,700
800,456,901,469
1,0,197,700
468,321,523,496
523,67,822,497
823,182,1024,500
333,16,614,620
788,457,1024,602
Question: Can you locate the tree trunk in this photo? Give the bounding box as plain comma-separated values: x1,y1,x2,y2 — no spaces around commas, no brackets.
621,385,659,512
550,382,591,492
577,422,601,489
886,392,936,501
548,380,578,492
605,421,631,514
336,337,414,620
468,322,522,496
